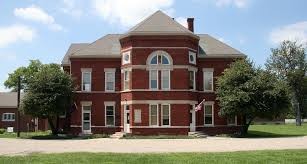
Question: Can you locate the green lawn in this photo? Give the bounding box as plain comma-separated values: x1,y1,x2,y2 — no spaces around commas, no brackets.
0,131,109,139
246,124,307,138
0,150,307,164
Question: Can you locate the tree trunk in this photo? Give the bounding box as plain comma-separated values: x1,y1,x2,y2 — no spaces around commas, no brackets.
292,93,301,126
48,118,58,135
240,115,253,135
56,116,60,132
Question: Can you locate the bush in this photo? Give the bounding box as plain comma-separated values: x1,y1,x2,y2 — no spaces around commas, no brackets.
0,129,5,134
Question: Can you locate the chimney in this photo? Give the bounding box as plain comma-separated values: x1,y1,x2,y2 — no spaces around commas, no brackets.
187,18,194,32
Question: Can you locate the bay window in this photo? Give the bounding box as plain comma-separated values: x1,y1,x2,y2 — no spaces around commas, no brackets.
124,70,130,90
189,71,196,90
161,104,170,126
203,68,213,91
161,70,170,90
149,104,158,126
150,70,158,90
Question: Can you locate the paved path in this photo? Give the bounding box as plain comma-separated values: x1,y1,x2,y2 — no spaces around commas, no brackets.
1,136,307,156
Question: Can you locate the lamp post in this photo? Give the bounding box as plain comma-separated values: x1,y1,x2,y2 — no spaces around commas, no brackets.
17,76,21,137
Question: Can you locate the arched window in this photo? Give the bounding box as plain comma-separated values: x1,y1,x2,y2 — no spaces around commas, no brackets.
148,51,172,65
147,51,172,90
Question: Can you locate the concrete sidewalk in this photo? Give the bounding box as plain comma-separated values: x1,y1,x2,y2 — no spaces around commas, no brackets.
1,136,307,156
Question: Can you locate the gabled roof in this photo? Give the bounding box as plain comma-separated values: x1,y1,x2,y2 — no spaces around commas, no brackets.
62,43,89,66
120,10,199,39
70,34,121,58
0,92,24,108
198,34,245,58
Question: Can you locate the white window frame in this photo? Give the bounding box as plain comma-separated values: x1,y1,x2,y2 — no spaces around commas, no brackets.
81,68,92,92
204,102,214,126
149,104,159,126
203,68,214,92
227,116,237,126
2,113,15,122
161,70,170,90
189,70,196,90
105,101,115,126
134,109,142,123
149,70,158,90
124,70,130,91
189,51,196,64
122,51,131,65
81,102,92,133
161,104,171,126
104,68,116,92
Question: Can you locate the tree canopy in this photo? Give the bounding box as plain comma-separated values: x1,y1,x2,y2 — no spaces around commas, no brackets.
4,60,42,91
216,59,290,134
266,40,307,125
20,63,74,135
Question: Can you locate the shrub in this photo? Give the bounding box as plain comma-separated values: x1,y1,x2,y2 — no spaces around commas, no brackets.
0,129,5,134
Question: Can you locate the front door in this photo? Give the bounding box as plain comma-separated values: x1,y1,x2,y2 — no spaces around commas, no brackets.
190,107,196,132
82,106,91,134
124,105,130,133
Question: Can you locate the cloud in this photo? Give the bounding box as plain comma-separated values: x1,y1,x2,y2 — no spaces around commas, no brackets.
60,0,83,18
92,0,175,28
175,17,188,28
215,0,249,8
14,5,63,31
270,21,307,45
0,24,36,47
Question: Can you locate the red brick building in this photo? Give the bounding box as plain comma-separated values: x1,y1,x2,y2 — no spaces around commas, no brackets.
0,92,48,132
62,11,245,135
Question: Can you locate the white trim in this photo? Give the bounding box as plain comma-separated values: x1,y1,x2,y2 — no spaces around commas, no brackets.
161,104,171,126
81,101,92,106
203,68,214,92
122,51,131,65
189,51,196,64
104,68,116,72
131,126,189,128
104,102,115,127
161,70,170,90
122,65,198,71
104,70,115,92
149,70,158,90
82,105,91,134
227,116,237,126
81,69,92,92
121,47,198,53
134,109,142,123
2,113,15,122
149,104,159,127
147,50,173,65
204,102,214,126
121,100,198,105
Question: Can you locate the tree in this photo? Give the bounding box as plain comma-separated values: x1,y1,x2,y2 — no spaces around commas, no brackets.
216,59,290,135
266,40,307,126
20,64,74,135
4,60,42,91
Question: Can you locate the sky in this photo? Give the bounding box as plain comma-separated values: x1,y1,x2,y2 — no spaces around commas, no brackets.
0,0,307,91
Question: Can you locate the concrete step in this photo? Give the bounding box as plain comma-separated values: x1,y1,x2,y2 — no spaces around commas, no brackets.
110,132,125,139
188,131,207,138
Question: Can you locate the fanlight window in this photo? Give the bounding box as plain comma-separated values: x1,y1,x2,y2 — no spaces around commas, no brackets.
150,53,170,65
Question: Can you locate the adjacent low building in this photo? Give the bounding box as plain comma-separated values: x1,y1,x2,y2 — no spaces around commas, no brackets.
0,92,48,132
60,10,245,135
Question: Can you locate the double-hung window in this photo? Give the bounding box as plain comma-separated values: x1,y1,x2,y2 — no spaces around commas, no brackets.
2,113,15,121
149,104,159,126
150,70,158,90
161,70,170,90
161,104,170,126
105,69,115,92
227,116,237,125
124,70,130,90
189,71,196,90
204,104,214,126
105,102,115,126
82,69,92,91
203,68,213,92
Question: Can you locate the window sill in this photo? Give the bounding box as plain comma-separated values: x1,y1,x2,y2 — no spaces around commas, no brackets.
203,90,214,93
2,120,15,122
204,124,214,127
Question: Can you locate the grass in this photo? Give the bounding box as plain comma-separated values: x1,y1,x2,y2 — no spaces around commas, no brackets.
0,131,109,139
122,134,197,139
0,150,307,163
245,124,307,138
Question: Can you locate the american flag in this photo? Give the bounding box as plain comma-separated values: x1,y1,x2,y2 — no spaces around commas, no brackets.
195,99,205,112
